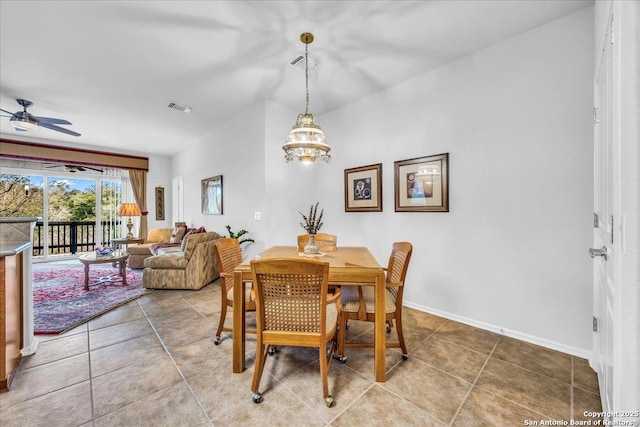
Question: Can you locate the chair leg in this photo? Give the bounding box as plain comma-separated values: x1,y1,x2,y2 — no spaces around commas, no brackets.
214,300,228,345
251,342,268,403
320,344,335,408
395,313,408,360
336,313,347,363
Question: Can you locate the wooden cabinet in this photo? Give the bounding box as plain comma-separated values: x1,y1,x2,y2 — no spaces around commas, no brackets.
0,252,23,392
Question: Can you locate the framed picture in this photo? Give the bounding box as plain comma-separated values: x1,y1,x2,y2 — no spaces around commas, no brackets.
344,163,382,212
201,175,223,215
155,186,165,220
394,153,449,212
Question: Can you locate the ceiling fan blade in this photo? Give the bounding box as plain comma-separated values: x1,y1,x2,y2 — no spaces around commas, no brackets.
0,108,16,116
34,116,72,125
38,122,81,137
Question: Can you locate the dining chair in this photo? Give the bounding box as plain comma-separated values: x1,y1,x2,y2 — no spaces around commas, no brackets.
336,241,413,362
213,238,256,345
297,233,338,253
250,258,341,408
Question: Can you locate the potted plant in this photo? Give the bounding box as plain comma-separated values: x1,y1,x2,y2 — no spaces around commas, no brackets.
225,225,255,247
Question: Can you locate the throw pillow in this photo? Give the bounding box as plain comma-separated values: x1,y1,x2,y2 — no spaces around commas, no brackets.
170,226,187,244
187,226,207,234
181,231,192,251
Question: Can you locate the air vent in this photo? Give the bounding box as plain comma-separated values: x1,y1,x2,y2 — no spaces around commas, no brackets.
290,55,304,66
168,102,192,113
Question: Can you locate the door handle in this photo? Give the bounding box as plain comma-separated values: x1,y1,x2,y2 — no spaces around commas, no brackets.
589,246,608,261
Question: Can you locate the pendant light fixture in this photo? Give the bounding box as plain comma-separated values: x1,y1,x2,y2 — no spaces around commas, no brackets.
282,32,331,165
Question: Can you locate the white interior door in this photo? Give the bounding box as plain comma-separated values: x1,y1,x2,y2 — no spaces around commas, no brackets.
172,175,184,224
592,10,615,414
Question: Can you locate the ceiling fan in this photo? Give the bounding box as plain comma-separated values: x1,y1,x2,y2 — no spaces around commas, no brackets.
0,99,81,137
45,164,103,173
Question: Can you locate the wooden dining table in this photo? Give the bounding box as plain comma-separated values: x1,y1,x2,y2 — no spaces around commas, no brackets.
232,246,388,382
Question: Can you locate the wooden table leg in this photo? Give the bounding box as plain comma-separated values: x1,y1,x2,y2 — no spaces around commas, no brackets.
83,264,90,290
374,271,386,382
232,270,246,373
120,260,127,286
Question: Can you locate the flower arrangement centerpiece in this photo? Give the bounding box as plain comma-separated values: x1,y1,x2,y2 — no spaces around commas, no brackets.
299,202,324,254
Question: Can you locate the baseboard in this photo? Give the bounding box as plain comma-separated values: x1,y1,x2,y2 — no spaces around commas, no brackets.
404,301,592,359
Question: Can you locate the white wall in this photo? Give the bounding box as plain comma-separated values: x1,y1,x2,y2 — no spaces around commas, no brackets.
172,102,267,259
172,8,594,355
329,8,595,354
145,154,172,230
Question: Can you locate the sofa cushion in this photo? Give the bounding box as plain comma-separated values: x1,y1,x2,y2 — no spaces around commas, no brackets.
181,226,207,250
127,244,155,256
169,226,187,244
150,242,181,255
181,232,192,251
144,252,188,269
183,231,221,259
156,246,183,256
146,228,174,244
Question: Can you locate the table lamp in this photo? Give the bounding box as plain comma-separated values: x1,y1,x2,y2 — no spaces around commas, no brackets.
118,203,142,239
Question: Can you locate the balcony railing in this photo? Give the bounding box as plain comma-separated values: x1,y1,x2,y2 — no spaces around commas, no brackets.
33,220,122,256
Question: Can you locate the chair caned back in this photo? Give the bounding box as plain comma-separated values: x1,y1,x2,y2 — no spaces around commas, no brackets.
386,242,413,295
251,258,330,334
297,233,338,252
213,238,243,292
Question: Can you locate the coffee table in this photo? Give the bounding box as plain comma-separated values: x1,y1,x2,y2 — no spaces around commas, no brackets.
78,251,130,290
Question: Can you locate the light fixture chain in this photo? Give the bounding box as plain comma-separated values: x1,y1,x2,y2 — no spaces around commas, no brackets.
305,42,309,114
282,32,331,164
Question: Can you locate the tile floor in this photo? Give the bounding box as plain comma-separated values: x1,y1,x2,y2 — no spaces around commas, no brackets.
0,279,602,426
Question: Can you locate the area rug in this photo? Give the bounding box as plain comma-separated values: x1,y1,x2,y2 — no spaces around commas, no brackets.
33,262,150,334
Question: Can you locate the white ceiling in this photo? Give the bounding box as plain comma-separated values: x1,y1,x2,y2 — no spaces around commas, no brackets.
0,0,592,157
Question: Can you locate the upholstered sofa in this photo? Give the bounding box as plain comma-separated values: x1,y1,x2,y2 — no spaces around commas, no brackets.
127,228,178,269
142,231,222,290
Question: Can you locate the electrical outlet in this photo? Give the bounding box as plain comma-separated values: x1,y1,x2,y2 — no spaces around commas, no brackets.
254,212,261,221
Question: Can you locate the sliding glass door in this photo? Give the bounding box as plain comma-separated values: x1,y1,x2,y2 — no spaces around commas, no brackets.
0,163,128,260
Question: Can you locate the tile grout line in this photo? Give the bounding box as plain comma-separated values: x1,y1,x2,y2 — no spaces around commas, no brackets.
327,316,451,424
448,335,502,426
375,380,447,426
86,326,96,426
447,336,573,423
136,296,216,426
570,356,575,420
326,382,377,425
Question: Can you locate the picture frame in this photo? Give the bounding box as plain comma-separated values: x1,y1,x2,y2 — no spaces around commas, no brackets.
344,163,382,212
201,175,223,215
155,186,165,220
394,153,449,212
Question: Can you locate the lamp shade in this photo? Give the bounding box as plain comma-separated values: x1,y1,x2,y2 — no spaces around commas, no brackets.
118,203,141,217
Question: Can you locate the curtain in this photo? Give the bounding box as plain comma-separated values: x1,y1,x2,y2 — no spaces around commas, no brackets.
129,169,148,240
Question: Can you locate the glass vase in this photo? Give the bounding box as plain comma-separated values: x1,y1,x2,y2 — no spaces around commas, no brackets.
304,234,319,255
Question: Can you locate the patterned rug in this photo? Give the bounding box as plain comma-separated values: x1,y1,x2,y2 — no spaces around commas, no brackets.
33,262,150,334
